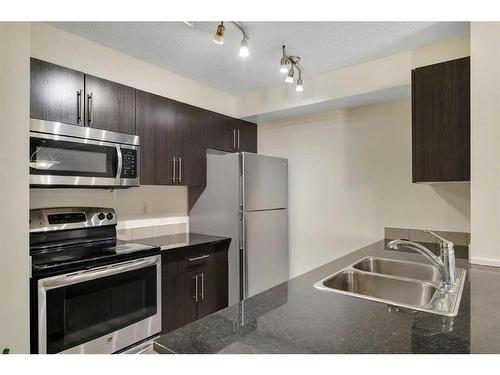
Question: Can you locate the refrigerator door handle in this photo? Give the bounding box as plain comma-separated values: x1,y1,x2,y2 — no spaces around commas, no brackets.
239,212,248,301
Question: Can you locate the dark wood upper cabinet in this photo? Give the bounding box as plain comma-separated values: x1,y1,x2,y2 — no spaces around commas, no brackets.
30,58,85,126
236,119,258,153
136,90,176,185
84,75,136,134
412,57,470,183
176,103,207,187
207,112,258,153
136,91,207,187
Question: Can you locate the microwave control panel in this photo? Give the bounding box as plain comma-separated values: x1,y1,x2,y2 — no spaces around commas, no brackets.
120,148,138,179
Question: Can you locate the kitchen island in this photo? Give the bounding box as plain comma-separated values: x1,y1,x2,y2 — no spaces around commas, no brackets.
153,240,500,354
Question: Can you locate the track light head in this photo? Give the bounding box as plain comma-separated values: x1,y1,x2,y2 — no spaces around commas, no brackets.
239,37,249,57
296,77,303,92
280,57,289,73
213,22,225,45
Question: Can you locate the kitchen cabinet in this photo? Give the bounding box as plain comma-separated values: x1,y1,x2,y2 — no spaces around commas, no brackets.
161,241,229,334
136,90,176,185
136,91,207,186
30,58,136,134
207,113,258,153
412,57,470,183
236,119,258,153
84,74,136,134
30,58,85,126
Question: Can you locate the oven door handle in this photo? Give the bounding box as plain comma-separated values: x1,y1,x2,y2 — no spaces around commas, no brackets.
40,256,159,289
115,144,123,184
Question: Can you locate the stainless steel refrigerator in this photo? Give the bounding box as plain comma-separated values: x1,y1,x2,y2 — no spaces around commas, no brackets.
190,150,289,305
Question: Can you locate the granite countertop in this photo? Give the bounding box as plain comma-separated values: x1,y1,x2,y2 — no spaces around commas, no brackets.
154,240,500,354
136,232,230,251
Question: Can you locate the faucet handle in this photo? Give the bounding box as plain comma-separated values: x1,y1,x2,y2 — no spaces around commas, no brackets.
425,230,454,250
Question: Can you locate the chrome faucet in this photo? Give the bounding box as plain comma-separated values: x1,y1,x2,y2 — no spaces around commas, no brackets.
387,230,456,291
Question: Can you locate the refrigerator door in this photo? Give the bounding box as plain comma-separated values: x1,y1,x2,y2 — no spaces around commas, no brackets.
242,209,289,299
242,153,288,211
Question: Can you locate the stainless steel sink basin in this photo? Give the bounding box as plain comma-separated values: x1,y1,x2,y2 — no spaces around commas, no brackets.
314,256,466,317
323,270,438,307
352,257,441,282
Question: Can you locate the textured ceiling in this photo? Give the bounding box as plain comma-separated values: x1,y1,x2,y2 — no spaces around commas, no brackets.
48,22,469,96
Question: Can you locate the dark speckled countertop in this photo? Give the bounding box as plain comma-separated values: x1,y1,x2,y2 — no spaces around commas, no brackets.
154,240,500,354
137,232,230,251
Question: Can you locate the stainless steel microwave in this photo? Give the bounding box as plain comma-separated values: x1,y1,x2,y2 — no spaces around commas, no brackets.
30,119,140,188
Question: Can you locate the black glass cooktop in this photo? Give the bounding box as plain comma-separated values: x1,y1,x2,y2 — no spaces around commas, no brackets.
31,239,160,278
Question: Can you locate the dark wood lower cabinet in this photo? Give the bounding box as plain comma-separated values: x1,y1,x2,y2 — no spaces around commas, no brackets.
162,271,198,333
161,244,229,334
197,262,229,319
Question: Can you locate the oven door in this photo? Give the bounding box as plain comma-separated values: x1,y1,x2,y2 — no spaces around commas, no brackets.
37,255,161,354
29,132,139,188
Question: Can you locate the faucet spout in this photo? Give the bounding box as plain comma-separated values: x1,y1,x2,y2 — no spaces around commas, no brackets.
387,234,456,290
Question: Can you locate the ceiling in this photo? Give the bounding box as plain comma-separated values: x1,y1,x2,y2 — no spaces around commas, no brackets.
48,22,469,96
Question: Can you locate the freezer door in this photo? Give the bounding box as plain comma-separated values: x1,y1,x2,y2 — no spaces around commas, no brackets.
242,153,288,211
242,209,289,299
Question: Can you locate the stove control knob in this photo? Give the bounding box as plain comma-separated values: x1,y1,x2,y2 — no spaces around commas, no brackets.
98,213,106,221
106,213,114,220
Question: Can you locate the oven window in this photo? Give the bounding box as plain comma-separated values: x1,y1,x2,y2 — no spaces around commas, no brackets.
45,266,157,354
30,137,117,178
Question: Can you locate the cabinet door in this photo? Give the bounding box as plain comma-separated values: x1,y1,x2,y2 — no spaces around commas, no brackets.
161,270,199,333
175,102,207,187
136,90,177,185
412,57,470,182
207,112,237,152
30,58,85,126
84,74,136,134
236,120,257,153
197,262,228,319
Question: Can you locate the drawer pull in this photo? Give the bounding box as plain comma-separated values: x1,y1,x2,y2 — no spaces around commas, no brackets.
187,254,210,262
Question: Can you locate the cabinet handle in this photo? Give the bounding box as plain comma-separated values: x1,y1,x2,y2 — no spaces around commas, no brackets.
193,274,199,302
87,93,93,125
171,157,176,182
187,254,210,262
233,129,236,150
200,272,205,300
77,90,82,124
237,129,240,150
177,157,182,183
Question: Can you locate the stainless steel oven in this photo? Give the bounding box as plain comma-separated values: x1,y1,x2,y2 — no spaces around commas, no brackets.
37,255,161,354
30,119,140,187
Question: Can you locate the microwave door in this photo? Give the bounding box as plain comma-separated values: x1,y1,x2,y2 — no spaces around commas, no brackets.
29,132,132,187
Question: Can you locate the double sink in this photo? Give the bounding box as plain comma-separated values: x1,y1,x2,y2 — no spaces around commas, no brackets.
314,256,466,316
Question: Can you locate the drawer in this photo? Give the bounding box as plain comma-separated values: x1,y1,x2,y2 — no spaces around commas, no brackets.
161,241,229,277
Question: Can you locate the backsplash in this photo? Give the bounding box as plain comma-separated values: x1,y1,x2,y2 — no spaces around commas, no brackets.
384,227,470,246
117,217,189,240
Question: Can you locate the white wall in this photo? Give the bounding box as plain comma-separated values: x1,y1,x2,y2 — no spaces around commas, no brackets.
470,22,500,266
0,22,31,353
258,99,470,277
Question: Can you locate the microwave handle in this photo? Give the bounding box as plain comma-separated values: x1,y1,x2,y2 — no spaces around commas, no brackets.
115,144,123,183
40,256,159,289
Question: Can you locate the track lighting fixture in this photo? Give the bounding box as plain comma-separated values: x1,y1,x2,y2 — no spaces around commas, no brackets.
279,45,304,92
213,22,225,45
212,21,250,58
